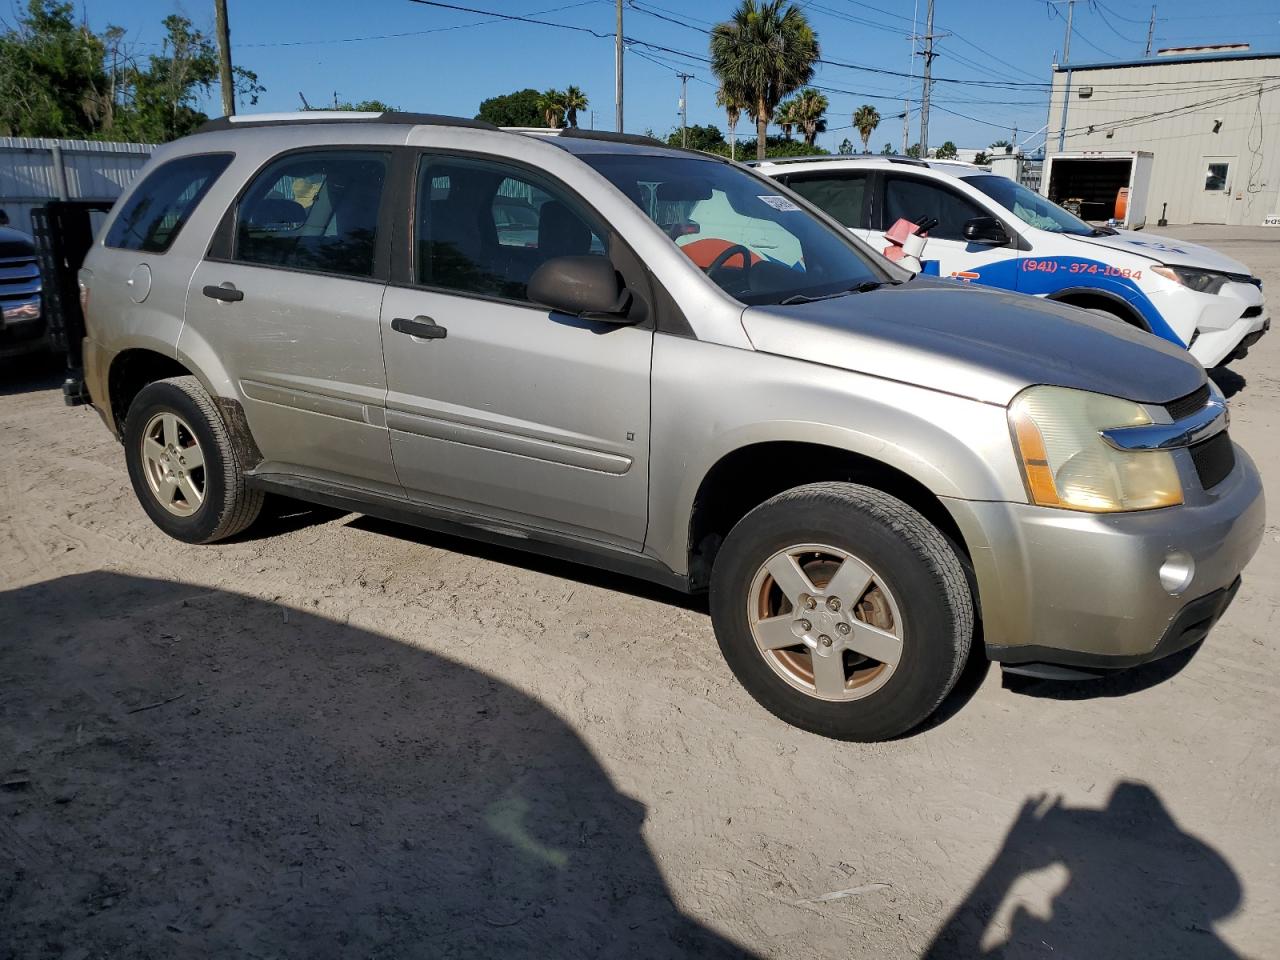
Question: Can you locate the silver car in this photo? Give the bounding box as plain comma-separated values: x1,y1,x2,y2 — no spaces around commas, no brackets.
76,112,1265,741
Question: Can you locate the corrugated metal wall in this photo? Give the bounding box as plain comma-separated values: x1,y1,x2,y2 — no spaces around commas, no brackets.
1045,55,1280,225
0,138,155,235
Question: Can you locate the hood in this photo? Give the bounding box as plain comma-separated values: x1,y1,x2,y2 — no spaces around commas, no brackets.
0,225,36,258
1071,229,1252,276
741,278,1205,407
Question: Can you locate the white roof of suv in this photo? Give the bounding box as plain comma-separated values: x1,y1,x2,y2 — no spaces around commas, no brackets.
748,155,981,178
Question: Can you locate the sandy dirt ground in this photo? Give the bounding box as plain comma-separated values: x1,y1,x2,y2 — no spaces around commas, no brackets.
2,225,1278,959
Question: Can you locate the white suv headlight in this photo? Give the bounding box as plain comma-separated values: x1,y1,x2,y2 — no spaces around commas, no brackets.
1009,385,1183,512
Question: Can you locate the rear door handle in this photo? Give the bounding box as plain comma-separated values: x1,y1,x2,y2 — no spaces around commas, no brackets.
391,315,447,340
203,283,244,303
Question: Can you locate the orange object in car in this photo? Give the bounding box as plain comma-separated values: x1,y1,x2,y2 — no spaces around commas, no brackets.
679,237,762,270
1115,187,1129,222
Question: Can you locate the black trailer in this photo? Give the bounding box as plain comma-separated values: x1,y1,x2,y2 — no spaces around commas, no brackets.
28,200,115,405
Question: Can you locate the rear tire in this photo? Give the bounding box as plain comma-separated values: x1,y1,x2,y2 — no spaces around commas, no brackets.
123,376,263,544
709,482,973,741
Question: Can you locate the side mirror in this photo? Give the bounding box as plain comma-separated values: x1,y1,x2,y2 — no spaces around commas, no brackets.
963,216,1010,246
528,254,636,323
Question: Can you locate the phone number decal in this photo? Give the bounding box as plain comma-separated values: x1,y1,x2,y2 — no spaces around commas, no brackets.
1022,259,1142,280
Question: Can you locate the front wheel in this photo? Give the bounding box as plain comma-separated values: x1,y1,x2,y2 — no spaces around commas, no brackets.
709,482,973,741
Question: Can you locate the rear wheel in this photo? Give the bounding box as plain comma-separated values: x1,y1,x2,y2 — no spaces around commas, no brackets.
709,482,973,741
124,376,263,543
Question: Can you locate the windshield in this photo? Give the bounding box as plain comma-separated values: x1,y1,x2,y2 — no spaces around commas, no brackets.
581,154,884,305
961,174,1095,236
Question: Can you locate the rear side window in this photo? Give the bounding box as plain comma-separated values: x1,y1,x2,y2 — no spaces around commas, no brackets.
882,175,984,241
105,153,232,253
235,150,389,279
786,173,868,228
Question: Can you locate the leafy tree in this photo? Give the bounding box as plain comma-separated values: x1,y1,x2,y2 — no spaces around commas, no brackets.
838,138,854,155
989,138,1012,153
853,104,881,154
666,124,725,152
710,0,820,160
905,142,921,159
562,85,588,128
973,150,990,166
475,88,543,127
0,1,107,137
934,140,958,160
791,87,827,147
335,99,399,112
881,141,894,155
774,97,797,140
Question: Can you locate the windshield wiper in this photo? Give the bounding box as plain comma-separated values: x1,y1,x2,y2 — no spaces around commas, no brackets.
778,279,894,306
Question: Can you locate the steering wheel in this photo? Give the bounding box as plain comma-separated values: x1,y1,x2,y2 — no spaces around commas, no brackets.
705,243,754,281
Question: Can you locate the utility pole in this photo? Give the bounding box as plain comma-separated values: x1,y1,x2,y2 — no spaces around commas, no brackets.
678,73,692,147
902,0,918,154
1145,6,1156,56
214,0,235,117
918,0,935,158
615,0,624,132
1056,0,1075,152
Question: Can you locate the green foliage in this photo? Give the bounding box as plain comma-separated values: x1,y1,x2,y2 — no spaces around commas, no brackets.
665,124,726,152
701,135,828,159
476,88,544,127
989,139,1011,151
838,138,854,155
973,150,990,166
562,85,588,128
934,140,958,160
853,104,880,154
335,100,399,113
0,2,265,141
881,142,894,155
710,0,820,160
905,142,921,159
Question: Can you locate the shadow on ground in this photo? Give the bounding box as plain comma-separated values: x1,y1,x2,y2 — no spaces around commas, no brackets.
0,352,64,396
1002,641,1201,701
0,572,754,958
926,783,1243,959
1209,365,1247,399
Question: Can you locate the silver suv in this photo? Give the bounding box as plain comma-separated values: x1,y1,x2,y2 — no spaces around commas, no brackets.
78,112,1265,741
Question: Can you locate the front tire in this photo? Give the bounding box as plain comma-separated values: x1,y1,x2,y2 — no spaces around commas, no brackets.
709,482,973,741
123,376,263,543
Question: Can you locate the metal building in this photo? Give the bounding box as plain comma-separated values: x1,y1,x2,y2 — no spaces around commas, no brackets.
1044,46,1279,226
0,138,154,235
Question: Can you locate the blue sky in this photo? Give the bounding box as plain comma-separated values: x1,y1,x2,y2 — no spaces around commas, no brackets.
55,0,1280,152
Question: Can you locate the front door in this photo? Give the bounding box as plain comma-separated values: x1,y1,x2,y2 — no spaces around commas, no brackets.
869,173,1020,286
1193,157,1235,224
183,148,400,492
380,152,653,549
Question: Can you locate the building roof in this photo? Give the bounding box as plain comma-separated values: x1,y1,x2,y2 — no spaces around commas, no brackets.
1054,48,1280,72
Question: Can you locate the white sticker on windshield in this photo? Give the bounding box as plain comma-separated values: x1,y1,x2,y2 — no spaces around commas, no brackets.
758,195,801,212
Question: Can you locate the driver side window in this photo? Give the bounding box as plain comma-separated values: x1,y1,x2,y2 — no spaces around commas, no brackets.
882,176,984,242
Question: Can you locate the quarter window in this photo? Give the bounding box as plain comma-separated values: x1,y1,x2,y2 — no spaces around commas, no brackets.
415,156,607,301
883,176,985,242
786,173,868,228
235,150,388,279
105,153,232,253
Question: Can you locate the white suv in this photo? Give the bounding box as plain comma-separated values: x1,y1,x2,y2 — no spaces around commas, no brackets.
755,156,1269,368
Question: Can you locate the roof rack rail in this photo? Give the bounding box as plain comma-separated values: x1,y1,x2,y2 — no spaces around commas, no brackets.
555,128,667,148
195,111,497,135
746,154,930,167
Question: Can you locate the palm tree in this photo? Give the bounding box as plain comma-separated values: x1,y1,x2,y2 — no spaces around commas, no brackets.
774,97,797,140
562,85,588,128
990,138,1012,154
716,83,749,160
853,104,881,154
792,87,828,146
537,89,566,128
710,0,820,161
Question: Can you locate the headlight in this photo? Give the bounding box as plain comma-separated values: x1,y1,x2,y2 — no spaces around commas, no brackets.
1151,264,1230,295
1009,385,1183,512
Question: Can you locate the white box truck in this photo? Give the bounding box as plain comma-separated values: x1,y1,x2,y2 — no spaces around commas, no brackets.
1041,150,1154,229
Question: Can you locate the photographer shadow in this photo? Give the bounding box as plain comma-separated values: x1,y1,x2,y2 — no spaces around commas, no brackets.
925,782,1243,959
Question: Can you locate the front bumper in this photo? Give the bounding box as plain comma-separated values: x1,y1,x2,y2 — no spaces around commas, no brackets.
944,444,1265,668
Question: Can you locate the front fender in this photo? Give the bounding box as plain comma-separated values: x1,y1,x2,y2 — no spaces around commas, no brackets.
645,337,1026,574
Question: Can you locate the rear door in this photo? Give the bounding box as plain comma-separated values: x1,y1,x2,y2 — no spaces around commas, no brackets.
183,147,400,492
378,152,653,549
781,170,873,242
871,173,1019,285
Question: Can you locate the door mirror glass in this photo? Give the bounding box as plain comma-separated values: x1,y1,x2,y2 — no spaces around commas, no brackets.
527,254,634,322
962,216,1010,246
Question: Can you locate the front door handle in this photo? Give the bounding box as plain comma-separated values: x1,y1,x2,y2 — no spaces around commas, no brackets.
391,315,447,340
203,283,244,303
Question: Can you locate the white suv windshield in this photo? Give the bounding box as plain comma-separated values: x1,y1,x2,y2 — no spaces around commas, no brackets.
582,154,884,306
962,175,1095,236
